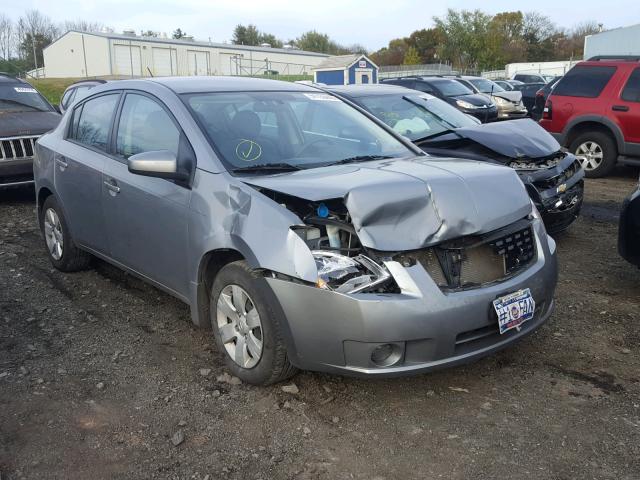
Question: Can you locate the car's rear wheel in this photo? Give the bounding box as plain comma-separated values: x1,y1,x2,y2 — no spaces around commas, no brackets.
40,196,92,272
570,131,617,178
210,260,297,385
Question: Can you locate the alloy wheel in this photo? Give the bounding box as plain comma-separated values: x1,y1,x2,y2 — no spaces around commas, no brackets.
44,208,64,261
216,284,263,368
575,141,604,171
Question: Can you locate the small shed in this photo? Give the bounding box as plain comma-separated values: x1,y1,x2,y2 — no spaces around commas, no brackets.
313,54,378,85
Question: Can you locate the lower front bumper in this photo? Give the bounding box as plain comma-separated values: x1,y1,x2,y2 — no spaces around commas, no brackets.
0,158,34,187
268,220,558,377
498,109,529,120
539,181,584,234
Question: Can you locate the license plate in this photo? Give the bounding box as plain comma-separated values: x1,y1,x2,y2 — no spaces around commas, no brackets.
492,289,535,334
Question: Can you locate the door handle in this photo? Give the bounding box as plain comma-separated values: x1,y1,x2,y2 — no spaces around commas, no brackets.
55,156,68,170
612,105,629,112
103,179,121,195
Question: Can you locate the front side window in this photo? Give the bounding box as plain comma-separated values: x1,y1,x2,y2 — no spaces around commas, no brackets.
359,94,478,141
0,84,53,113
553,66,616,98
185,91,412,171
116,94,180,158
73,93,119,151
621,68,640,103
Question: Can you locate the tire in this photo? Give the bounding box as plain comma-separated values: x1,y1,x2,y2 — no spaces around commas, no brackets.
569,131,617,178
210,260,297,385
39,196,92,272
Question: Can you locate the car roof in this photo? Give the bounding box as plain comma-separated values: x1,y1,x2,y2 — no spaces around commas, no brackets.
138,76,320,94
67,79,108,88
0,74,29,85
326,84,414,97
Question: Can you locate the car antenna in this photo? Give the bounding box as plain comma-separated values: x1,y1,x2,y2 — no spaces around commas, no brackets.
147,67,154,77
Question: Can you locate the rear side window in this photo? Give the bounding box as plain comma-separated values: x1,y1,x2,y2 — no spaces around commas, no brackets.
116,94,180,158
72,93,119,151
621,68,640,102
553,66,616,98
61,88,76,109
73,85,94,103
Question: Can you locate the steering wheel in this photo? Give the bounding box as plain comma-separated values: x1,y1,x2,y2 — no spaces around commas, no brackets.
297,137,336,157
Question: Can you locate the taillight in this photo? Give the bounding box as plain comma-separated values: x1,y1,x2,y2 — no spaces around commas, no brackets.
535,90,544,98
543,99,552,120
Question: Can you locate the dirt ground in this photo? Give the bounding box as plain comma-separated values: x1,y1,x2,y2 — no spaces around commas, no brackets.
1,167,639,480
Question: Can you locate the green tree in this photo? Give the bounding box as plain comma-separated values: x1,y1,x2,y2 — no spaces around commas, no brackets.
403,46,421,65
295,30,331,53
19,32,52,69
258,32,283,48
232,24,260,45
433,8,492,70
172,28,187,39
370,38,408,66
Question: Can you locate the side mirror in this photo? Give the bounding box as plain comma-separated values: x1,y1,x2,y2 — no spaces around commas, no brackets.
53,104,61,113
128,150,188,181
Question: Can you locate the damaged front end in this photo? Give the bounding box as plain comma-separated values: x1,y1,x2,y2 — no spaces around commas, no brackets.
420,119,584,233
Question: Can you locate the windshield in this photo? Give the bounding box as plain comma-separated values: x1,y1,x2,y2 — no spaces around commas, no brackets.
0,84,53,113
468,78,505,94
184,91,413,172
433,80,473,97
358,94,478,141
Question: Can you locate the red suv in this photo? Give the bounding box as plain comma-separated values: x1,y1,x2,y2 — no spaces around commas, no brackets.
540,56,640,177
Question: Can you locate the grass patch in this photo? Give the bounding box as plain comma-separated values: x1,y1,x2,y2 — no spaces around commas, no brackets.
27,78,81,105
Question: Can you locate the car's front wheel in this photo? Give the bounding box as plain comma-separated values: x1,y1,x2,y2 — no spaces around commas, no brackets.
210,260,297,385
39,196,92,272
570,131,617,178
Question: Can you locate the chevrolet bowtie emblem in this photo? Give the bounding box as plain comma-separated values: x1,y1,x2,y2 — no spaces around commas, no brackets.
557,183,567,193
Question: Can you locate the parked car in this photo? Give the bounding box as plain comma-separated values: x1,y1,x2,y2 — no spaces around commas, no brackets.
328,84,584,233
540,56,640,177
381,76,498,122
512,82,546,115
494,80,516,91
0,73,61,188
512,73,551,84
530,76,562,121
59,79,107,114
451,76,528,120
619,177,640,267
34,77,557,384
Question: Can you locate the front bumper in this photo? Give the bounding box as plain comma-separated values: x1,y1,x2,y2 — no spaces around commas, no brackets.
0,157,35,187
497,104,529,120
519,154,585,234
619,186,640,267
465,106,499,123
268,219,557,377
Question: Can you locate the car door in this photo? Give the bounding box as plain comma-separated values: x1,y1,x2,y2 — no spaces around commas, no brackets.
54,92,121,254
612,66,640,144
102,91,192,297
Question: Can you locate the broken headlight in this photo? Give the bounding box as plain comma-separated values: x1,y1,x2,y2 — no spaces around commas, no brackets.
312,251,390,294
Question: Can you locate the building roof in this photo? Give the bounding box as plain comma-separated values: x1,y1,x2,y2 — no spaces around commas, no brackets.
314,54,378,70
45,30,330,58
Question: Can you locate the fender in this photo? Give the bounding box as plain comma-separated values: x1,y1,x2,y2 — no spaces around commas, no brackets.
561,114,625,153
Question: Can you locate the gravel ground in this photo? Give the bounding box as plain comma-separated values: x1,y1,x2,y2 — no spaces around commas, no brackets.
1,168,639,480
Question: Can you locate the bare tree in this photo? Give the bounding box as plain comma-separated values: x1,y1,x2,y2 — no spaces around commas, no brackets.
0,14,13,60
62,19,110,34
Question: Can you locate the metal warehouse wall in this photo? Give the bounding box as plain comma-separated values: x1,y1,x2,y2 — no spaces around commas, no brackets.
43,32,111,78
584,25,640,59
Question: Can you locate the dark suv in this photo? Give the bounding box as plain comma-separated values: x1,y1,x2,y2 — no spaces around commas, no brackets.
0,74,61,187
381,76,498,122
539,57,640,177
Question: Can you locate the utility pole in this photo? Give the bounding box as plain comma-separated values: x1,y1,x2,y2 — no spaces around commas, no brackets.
32,31,38,71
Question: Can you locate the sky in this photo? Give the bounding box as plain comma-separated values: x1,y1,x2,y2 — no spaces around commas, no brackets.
2,0,638,51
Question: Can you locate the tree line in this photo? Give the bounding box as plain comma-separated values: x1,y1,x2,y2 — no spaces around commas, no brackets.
370,9,602,70
231,24,367,56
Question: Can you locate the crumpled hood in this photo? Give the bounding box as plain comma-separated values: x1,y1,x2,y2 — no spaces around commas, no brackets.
492,90,522,103
454,118,560,159
245,157,531,251
0,111,61,137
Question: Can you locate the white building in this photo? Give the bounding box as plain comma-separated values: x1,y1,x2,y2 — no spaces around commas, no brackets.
42,30,329,78
584,24,640,59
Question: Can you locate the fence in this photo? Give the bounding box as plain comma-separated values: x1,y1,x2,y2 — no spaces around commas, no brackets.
378,63,483,79
227,55,315,81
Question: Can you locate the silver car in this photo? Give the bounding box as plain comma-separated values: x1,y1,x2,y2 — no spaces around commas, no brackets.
34,77,558,385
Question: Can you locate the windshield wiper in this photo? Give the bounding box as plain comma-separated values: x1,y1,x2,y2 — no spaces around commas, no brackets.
413,129,459,144
231,162,302,173
329,155,394,166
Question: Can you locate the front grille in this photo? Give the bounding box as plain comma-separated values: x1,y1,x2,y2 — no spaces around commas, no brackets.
0,136,39,161
397,220,536,290
533,158,582,191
